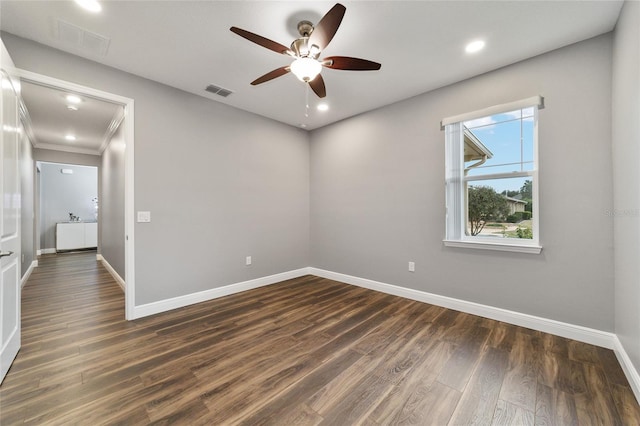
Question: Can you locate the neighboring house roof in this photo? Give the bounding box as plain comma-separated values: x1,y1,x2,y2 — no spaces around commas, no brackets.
463,127,493,162
504,196,528,204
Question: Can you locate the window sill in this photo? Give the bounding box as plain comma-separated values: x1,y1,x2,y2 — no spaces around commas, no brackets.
443,239,542,254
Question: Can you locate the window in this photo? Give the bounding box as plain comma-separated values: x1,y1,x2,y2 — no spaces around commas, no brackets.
443,96,542,253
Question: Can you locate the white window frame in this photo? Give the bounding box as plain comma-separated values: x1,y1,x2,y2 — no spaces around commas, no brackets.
442,96,543,254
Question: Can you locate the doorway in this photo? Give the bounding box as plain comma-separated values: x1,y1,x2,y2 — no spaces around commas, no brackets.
15,68,136,319
37,162,98,254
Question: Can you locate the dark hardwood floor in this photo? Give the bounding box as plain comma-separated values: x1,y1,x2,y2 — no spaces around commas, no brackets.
1,252,639,425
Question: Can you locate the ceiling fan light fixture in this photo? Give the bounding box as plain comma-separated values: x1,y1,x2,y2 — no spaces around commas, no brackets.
309,45,321,57
290,57,322,82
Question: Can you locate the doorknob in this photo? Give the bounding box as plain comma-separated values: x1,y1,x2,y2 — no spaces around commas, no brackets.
0,251,13,258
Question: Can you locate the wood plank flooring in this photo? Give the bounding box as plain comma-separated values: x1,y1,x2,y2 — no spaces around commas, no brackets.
1,252,639,425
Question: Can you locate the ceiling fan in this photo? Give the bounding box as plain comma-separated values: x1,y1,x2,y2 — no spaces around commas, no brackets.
230,3,381,98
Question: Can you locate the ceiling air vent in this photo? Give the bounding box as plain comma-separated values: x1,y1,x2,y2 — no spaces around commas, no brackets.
56,19,110,57
205,84,233,98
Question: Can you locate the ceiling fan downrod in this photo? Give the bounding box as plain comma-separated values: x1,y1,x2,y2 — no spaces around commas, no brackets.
291,21,320,59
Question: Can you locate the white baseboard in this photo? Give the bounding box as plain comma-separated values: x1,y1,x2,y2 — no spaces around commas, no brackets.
40,248,56,255
308,268,617,350
20,260,38,288
132,267,311,319
36,249,41,256
613,336,640,401
97,254,125,292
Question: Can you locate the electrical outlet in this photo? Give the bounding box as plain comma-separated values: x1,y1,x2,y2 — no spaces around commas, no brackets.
408,261,415,272
246,256,252,266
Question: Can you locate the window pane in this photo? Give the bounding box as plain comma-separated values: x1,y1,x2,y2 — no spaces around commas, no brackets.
522,119,534,164
463,108,534,177
522,107,535,119
466,177,533,239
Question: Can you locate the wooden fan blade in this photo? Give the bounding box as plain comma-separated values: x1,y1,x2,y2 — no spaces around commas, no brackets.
323,56,382,71
251,67,291,85
230,26,293,56
308,74,326,98
308,3,346,51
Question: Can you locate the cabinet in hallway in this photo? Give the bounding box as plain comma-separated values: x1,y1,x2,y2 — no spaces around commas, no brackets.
56,222,97,251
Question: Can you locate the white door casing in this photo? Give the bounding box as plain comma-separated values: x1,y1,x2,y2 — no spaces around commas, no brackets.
13,68,135,320
0,63,22,384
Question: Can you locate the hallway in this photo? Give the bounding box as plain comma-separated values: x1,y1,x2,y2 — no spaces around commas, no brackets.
0,252,129,424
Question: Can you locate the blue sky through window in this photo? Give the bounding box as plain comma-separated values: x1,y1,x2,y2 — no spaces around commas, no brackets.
464,108,534,193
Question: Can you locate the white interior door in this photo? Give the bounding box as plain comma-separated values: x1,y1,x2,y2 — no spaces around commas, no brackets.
0,63,22,384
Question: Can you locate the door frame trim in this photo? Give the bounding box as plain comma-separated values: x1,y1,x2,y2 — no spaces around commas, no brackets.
13,68,136,320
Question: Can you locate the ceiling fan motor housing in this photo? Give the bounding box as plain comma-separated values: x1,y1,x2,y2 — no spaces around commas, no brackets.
292,21,321,59
291,37,320,59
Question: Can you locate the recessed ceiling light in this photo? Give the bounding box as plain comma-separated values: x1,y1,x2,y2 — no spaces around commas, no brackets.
465,40,485,54
65,134,77,141
74,0,102,13
66,95,82,104
67,105,78,111
317,103,329,112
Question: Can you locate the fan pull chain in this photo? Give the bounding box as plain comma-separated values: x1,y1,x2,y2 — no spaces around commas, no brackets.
304,83,310,118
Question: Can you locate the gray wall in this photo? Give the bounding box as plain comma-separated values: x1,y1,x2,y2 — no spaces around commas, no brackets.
19,126,34,276
310,34,614,331
100,122,125,279
39,163,98,250
613,1,640,379
34,148,101,167
3,33,310,305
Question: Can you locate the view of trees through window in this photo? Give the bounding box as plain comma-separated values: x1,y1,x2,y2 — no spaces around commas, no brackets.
463,108,536,239
467,179,533,238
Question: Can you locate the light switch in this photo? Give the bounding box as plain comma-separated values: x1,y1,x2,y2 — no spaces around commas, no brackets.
137,211,151,223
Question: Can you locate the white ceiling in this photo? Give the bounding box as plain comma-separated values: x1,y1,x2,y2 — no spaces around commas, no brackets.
1,0,624,134
20,80,122,155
